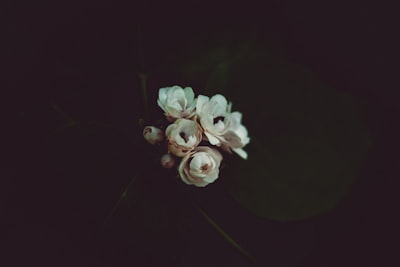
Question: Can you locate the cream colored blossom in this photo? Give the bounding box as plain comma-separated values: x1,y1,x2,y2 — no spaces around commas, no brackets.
157,86,196,122
196,94,250,159
178,146,223,187
165,118,202,157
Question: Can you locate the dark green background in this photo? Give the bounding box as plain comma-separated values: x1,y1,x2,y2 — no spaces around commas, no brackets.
5,0,396,266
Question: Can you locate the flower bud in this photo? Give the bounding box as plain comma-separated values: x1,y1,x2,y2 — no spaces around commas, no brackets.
143,126,164,145
160,154,175,169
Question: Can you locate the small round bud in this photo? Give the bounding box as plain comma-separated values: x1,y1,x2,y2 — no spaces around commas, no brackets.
143,126,164,145
161,154,175,169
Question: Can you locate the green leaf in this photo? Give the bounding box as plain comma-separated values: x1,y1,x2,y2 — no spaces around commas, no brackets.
168,35,371,221
218,55,372,221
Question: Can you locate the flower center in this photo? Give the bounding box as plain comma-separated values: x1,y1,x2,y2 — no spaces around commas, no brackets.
213,116,225,125
179,131,188,142
201,164,209,171
177,98,186,110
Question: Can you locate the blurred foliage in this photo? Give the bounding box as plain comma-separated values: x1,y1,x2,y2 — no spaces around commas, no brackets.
11,23,372,265
168,38,372,221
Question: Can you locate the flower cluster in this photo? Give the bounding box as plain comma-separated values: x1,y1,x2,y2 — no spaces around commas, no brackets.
143,85,250,187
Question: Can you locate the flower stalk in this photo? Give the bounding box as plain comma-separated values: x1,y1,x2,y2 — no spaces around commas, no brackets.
196,206,260,266
138,72,149,121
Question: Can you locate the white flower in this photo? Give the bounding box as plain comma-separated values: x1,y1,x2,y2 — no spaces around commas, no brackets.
165,118,202,157
143,126,164,145
178,146,223,187
157,86,197,122
196,94,232,144
221,113,250,160
160,154,175,169
196,94,250,159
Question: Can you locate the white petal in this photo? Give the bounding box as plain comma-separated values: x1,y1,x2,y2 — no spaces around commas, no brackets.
213,120,225,132
175,135,186,146
235,125,250,145
187,98,197,113
164,103,180,116
204,132,220,145
210,94,228,110
158,88,167,105
167,85,180,96
226,112,240,130
165,123,175,137
232,147,248,160
183,87,195,105
157,100,165,113
186,135,197,146
208,100,225,116
171,87,186,103
190,154,204,170
230,111,242,124
209,147,223,162
222,131,242,148
227,102,232,113
203,171,219,183
196,95,209,114
193,181,209,187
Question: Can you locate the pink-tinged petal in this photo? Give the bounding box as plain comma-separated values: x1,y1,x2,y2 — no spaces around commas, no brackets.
143,126,164,145
166,119,202,157
165,123,175,137
222,131,242,148
160,154,175,168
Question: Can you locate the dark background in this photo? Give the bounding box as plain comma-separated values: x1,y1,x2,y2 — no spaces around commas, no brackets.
4,0,397,266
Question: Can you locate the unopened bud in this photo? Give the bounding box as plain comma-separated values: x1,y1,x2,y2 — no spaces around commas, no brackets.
161,154,175,169
143,126,164,145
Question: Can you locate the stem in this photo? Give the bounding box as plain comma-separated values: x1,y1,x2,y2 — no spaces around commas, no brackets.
195,206,260,266
51,103,75,127
103,174,139,228
137,24,145,72
137,21,150,122
138,72,149,121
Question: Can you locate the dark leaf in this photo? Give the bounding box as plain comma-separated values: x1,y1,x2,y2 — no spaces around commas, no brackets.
219,55,372,221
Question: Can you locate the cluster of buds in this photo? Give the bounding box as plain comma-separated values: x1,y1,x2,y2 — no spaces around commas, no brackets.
143,86,250,187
